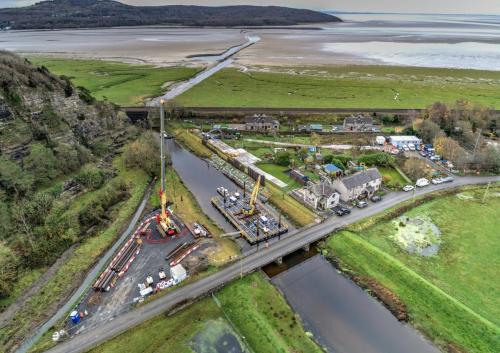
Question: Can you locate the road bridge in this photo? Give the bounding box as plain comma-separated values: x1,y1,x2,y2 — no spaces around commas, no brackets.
44,176,499,353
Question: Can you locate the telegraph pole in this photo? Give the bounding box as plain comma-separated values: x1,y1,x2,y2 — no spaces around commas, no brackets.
472,128,482,160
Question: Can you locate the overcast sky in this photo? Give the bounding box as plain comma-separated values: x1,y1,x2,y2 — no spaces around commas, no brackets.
2,0,500,14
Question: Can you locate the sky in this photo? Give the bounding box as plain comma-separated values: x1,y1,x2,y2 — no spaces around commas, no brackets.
2,0,500,14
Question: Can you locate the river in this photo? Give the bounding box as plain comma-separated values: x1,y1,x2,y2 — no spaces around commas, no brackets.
271,255,440,353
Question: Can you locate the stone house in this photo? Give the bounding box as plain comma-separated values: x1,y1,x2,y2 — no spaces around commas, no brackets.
302,180,340,210
343,115,373,131
332,168,382,202
245,114,279,132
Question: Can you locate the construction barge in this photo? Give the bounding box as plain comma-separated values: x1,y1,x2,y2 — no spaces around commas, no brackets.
211,177,288,244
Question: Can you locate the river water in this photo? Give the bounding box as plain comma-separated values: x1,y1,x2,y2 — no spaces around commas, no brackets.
167,140,236,234
272,255,440,353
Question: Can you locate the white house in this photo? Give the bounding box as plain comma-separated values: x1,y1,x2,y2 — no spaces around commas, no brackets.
302,181,340,210
332,168,382,202
389,136,422,149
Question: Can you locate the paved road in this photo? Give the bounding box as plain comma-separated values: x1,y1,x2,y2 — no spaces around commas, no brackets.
44,175,498,353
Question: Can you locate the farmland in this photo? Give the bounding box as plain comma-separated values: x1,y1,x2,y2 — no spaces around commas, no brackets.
177,66,500,108
324,186,500,353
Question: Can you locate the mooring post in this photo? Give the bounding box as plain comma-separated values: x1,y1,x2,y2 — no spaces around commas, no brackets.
275,257,283,265
303,243,310,252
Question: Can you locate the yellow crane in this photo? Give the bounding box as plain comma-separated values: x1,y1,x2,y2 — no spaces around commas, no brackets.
242,175,261,217
155,100,178,237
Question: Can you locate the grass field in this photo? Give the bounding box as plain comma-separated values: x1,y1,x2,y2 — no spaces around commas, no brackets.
325,186,500,353
177,66,500,108
88,272,321,353
1,155,150,353
29,58,199,106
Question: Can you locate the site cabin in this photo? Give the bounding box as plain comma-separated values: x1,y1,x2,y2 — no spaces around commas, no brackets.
245,114,280,132
332,168,382,202
170,264,187,283
343,115,374,132
389,135,422,149
302,180,340,210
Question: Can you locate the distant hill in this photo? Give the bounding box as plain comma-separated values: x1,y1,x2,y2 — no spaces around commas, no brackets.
0,0,341,30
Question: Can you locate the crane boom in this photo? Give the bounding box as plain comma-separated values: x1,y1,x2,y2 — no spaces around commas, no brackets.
243,175,261,216
156,100,177,237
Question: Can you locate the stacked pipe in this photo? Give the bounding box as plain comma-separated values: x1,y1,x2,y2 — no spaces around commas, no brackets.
165,242,189,261
170,241,201,267
92,239,141,291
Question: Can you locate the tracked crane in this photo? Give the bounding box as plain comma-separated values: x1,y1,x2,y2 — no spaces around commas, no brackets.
156,100,178,237
241,175,261,217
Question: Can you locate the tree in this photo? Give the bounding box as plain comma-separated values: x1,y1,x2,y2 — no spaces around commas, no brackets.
297,148,309,161
0,157,34,196
0,243,20,298
413,119,445,143
75,165,106,190
357,153,395,167
403,158,428,181
275,151,291,167
433,136,468,168
124,131,160,176
0,201,11,238
55,143,81,174
23,143,58,185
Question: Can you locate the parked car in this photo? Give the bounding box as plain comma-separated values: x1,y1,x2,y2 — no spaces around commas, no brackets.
408,143,416,151
441,176,454,183
420,151,427,157
333,206,350,216
431,178,443,185
416,178,430,187
403,185,415,192
430,155,441,161
356,200,368,208
370,195,382,202
403,145,410,152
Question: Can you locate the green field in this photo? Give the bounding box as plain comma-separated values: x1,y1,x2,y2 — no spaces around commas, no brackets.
29,58,200,106
325,186,500,353
88,272,321,353
177,66,500,108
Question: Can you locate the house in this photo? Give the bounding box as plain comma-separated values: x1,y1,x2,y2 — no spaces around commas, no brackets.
302,180,340,210
343,115,373,131
332,168,382,202
389,135,422,149
245,114,279,132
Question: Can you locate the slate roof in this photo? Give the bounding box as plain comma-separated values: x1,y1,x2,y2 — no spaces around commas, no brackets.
341,168,382,190
310,182,337,198
344,115,373,125
245,114,278,124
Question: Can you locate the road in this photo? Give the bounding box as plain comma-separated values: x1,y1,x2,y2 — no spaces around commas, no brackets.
44,175,499,353
147,35,260,107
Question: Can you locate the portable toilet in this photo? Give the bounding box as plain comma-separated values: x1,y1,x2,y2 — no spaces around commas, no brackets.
70,310,80,324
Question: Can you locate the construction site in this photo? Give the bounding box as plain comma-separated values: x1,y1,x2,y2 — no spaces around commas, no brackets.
59,102,215,336
211,176,288,244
